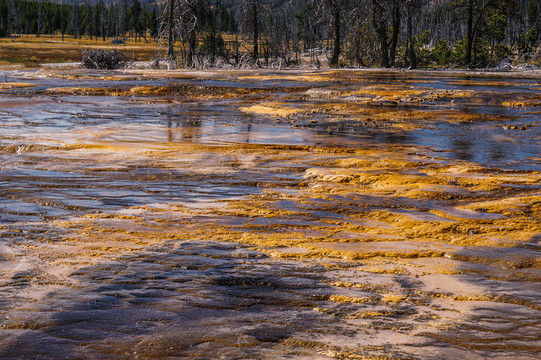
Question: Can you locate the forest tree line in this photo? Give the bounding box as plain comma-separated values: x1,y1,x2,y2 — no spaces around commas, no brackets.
1,0,540,68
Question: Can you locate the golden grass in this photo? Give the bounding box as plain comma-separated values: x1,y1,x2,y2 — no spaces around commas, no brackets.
0,34,158,67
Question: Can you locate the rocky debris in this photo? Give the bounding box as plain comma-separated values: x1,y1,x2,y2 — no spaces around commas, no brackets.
489,58,514,72
150,59,161,69
502,124,533,130
515,63,541,71
487,58,541,72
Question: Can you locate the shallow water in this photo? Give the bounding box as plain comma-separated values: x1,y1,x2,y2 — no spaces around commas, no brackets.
0,69,540,359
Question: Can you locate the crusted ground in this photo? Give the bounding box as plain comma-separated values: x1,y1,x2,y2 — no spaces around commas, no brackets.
0,69,540,359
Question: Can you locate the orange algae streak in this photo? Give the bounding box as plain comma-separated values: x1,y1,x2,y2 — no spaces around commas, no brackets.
0,82,37,89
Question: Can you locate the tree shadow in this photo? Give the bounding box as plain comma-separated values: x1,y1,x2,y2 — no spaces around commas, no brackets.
0,240,333,359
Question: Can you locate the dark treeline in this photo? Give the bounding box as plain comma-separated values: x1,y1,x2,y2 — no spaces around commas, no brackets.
0,0,160,41
0,0,158,42
1,0,540,68
0,0,236,43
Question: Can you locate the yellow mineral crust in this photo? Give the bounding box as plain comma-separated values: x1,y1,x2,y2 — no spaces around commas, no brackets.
347,88,473,104
346,311,388,319
329,295,372,304
307,241,447,260
382,294,407,303
502,100,541,107
203,147,539,255
238,74,342,83
330,282,391,292
460,195,541,215
0,82,37,89
240,102,306,117
44,84,279,99
306,86,477,106
45,86,125,96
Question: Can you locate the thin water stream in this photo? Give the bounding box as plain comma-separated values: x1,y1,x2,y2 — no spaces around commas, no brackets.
0,69,540,359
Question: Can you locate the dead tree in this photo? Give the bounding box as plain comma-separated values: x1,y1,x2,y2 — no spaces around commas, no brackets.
406,0,417,69
311,0,350,67
371,0,389,67
389,0,400,66
329,0,341,67
175,0,205,68
240,0,260,60
37,0,44,37
159,0,206,68
158,0,176,68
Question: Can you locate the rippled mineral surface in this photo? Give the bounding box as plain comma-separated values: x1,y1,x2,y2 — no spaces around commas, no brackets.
0,69,540,359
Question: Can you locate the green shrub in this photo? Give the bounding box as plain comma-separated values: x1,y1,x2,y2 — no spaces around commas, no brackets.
451,38,467,65
200,28,225,59
494,43,510,62
451,38,490,67
431,39,452,65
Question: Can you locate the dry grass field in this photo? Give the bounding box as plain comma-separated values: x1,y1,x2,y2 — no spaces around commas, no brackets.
0,34,159,67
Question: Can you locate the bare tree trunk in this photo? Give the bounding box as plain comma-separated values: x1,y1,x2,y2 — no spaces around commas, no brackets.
235,32,239,65
102,6,106,41
253,1,258,59
389,0,400,66
466,0,474,65
37,1,43,38
330,0,340,67
406,0,416,69
187,28,196,68
167,0,175,69
60,1,65,41
372,0,389,68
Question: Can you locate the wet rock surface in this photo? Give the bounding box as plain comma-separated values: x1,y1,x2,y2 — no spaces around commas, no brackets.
0,69,540,359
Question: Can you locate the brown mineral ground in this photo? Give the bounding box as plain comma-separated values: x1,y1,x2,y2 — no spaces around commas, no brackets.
0,69,540,359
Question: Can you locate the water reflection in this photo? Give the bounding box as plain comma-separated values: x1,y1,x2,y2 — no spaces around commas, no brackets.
411,120,539,170
1,74,539,169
